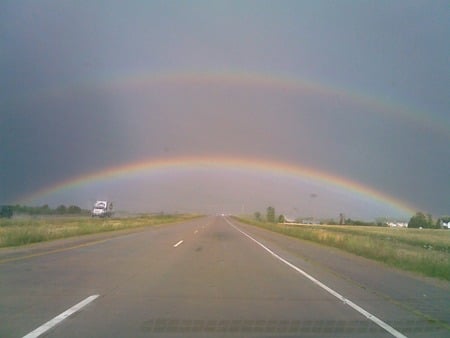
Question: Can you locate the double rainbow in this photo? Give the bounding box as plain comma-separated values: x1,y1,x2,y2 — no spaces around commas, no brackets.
21,69,438,216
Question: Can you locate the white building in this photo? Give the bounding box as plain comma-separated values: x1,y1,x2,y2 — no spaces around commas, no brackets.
387,222,408,228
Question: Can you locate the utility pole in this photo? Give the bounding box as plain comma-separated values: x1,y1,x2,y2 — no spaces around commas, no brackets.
310,193,317,224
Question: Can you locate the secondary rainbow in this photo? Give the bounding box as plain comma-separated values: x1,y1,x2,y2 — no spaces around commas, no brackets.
38,70,449,138
20,156,417,216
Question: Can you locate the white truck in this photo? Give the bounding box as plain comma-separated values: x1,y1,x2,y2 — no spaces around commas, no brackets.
91,200,114,218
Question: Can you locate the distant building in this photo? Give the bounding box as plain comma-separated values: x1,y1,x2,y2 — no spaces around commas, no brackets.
387,222,408,228
283,216,296,223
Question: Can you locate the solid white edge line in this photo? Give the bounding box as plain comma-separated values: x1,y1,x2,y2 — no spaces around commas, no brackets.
225,218,408,338
174,240,184,247
22,295,99,338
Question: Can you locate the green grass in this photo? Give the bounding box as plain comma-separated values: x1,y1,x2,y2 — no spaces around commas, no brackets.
235,217,450,281
0,214,200,248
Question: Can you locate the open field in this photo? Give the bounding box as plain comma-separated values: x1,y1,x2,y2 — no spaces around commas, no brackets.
235,217,450,281
0,214,200,248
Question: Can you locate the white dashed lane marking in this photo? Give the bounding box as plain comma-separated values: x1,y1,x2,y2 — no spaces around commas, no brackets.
173,240,184,247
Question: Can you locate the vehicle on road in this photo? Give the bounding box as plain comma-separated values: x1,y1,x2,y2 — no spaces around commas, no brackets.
91,200,114,218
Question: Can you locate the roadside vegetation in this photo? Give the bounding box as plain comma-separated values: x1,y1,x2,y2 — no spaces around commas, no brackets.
0,204,90,217
235,216,450,281
0,214,199,248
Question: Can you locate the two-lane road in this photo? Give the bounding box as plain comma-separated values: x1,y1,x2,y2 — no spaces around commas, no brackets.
1,216,448,337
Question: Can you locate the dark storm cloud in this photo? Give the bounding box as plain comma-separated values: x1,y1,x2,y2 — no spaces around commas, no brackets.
1,90,128,201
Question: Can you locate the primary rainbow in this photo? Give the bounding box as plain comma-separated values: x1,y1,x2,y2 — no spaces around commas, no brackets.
20,155,417,216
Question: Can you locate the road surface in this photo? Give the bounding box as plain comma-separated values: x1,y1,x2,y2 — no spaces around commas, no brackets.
0,216,449,337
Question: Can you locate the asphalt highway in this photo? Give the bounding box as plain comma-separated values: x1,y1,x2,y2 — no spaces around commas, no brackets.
1,216,449,337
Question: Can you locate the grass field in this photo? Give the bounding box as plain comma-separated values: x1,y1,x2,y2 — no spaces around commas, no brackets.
0,214,200,248
235,217,450,281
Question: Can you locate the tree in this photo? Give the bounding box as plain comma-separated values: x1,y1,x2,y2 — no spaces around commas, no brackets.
427,213,434,228
67,205,82,214
39,204,50,215
254,211,261,221
266,206,275,223
0,205,13,218
56,204,67,214
408,212,434,228
278,214,285,223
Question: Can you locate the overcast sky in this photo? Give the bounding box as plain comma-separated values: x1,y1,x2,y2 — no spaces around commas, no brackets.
1,1,449,220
